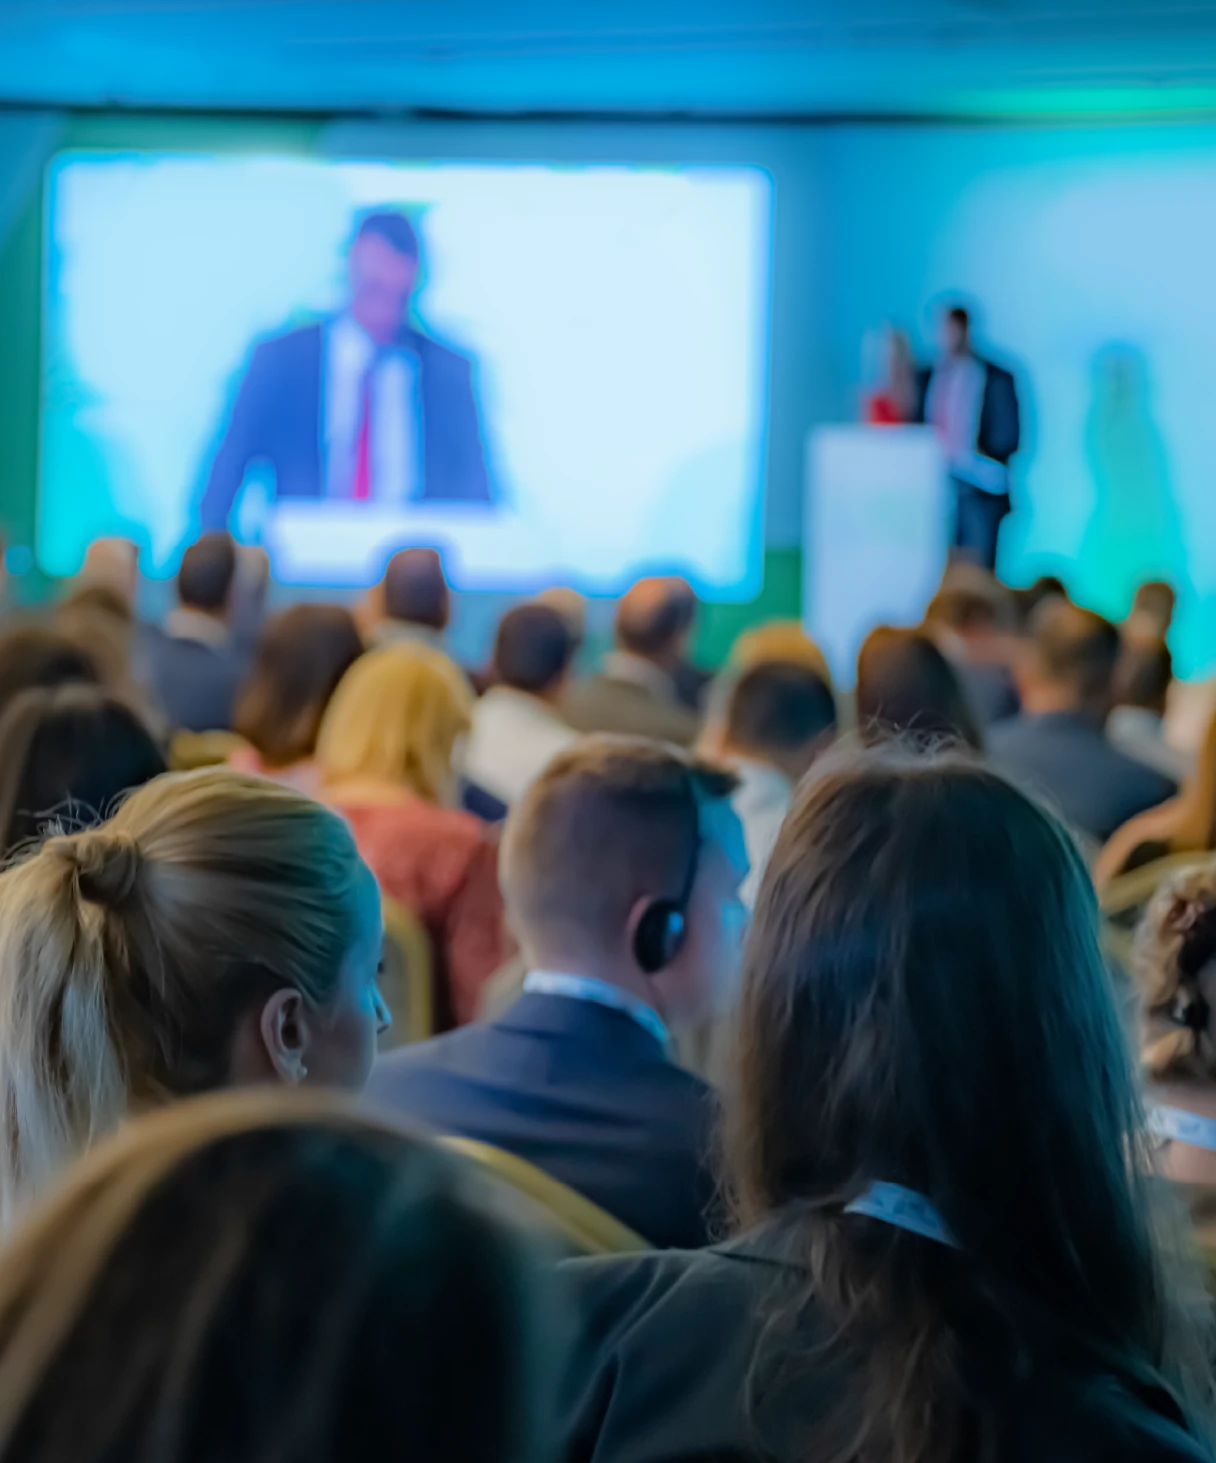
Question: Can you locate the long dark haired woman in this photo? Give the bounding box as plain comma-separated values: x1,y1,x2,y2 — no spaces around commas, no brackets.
856,625,984,750
561,747,1215,1463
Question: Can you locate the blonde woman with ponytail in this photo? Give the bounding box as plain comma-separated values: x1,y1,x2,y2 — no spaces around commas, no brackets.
0,769,388,1226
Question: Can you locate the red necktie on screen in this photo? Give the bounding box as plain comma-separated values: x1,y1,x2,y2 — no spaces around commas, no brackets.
351,367,374,501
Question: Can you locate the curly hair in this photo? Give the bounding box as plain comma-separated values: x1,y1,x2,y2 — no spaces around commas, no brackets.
1133,861,1216,1081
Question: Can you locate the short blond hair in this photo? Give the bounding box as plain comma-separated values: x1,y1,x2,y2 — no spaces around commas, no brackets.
499,736,736,961
0,769,367,1225
730,621,833,689
316,643,472,802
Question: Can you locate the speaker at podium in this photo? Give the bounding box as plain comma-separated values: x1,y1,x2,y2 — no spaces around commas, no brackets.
803,426,949,688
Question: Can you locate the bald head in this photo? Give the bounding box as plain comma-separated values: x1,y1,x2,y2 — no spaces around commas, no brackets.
615,577,697,668
383,548,450,631
1024,599,1120,716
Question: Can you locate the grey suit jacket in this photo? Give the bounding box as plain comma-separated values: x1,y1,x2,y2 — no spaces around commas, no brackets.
562,674,700,747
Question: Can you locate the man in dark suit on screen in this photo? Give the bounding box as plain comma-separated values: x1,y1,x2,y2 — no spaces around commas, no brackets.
200,211,492,530
915,304,1020,572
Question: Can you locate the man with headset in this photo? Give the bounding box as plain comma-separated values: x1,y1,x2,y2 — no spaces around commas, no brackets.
367,736,749,1248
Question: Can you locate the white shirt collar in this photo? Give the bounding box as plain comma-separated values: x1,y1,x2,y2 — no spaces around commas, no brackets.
522,970,669,1050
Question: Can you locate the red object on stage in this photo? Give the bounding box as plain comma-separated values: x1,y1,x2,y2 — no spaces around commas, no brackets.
352,381,372,500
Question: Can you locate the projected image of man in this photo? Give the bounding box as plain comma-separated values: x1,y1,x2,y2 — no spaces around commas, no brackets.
200,211,493,528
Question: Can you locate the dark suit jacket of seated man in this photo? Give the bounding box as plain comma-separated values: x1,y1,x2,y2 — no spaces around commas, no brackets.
366,736,750,1250
987,598,1175,844
367,985,719,1249
199,210,492,531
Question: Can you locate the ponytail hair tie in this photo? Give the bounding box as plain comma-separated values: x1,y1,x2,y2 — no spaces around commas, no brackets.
48,831,143,910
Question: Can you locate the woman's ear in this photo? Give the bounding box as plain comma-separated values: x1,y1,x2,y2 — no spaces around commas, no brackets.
259,989,310,1085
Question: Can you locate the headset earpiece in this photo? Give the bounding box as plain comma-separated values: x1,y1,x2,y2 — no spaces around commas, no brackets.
633,900,688,976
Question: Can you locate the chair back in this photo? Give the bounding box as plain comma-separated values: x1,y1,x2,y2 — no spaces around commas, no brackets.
442,1136,650,1255
379,896,434,1048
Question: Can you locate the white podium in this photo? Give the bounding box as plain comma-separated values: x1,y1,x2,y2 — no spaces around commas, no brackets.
803,426,949,688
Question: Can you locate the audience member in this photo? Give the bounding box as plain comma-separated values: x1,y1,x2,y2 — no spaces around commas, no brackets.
665,578,713,712
230,604,364,795
0,626,99,720
1108,633,1190,782
730,620,833,687
370,546,452,651
464,604,578,806
922,564,1020,724
1127,578,1177,639
989,600,1176,843
701,660,837,905
563,578,701,745
141,533,249,732
534,586,587,656
0,685,165,857
0,1091,550,1463
855,626,983,749
369,738,748,1248
53,584,136,695
1095,710,1216,886
1134,867,1216,1228
561,748,1214,1463
1009,572,1067,628
317,644,508,1028
0,768,387,1225
75,537,139,609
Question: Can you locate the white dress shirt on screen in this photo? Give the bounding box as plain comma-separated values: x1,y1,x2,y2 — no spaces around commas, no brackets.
324,315,420,503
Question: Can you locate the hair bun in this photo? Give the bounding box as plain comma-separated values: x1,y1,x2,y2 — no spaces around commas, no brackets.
49,831,143,910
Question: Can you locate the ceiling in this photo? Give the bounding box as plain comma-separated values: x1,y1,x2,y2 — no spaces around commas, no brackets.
5,0,1216,117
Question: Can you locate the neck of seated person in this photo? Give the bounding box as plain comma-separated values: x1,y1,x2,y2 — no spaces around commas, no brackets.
720,736,826,787
1151,1078,1216,1185
1018,679,1106,725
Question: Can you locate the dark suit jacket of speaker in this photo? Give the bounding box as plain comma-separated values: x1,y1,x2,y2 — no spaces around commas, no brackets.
199,321,492,529
561,1239,1209,1463
915,356,1022,468
366,990,720,1249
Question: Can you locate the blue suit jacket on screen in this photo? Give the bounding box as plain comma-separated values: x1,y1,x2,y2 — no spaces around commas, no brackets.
367,991,721,1250
199,321,492,529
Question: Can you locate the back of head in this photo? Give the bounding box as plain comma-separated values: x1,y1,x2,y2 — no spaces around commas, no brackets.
1135,864,1216,1084
1027,598,1121,711
730,621,833,689
723,660,837,779
731,746,1212,1457
316,643,472,802
493,605,575,697
0,627,99,720
0,1093,548,1463
0,770,369,1223
924,564,1016,637
856,626,983,750
0,685,166,857
1130,580,1177,637
614,577,696,663
533,587,586,649
382,547,450,631
1113,634,1173,716
500,736,735,968
177,534,237,614
1011,574,1068,629
234,605,364,768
